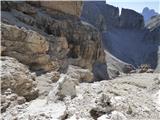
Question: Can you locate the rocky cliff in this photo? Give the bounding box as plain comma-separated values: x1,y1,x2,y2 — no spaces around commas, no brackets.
1,1,105,76
81,1,144,31
81,1,160,78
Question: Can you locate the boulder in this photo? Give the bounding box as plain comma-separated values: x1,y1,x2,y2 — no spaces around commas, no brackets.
1,23,54,72
67,65,93,82
1,56,39,101
36,71,60,98
2,98,67,120
105,51,134,79
47,74,78,103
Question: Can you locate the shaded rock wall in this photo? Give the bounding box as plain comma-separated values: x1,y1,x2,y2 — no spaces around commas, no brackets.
81,1,144,31
81,1,159,78
145,15,160,72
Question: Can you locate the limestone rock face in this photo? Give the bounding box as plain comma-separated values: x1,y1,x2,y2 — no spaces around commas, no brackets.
47,20,105,70
1,23,54,72
40,1,83,17
1,56,39,101
1,1,105,77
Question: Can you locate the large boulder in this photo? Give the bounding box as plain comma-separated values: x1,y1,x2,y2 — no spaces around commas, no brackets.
66,65,94,82
105,51,134,79
0,56,39,101
1,23,54,72
47,74,78,103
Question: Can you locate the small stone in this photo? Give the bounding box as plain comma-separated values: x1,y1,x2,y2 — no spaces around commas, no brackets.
8,93,18,101
4,88,12,95
111,111,127,120
146,69,154,73
127,105,133,114
1,95,6,103
130,70,136,74
17,96,26,105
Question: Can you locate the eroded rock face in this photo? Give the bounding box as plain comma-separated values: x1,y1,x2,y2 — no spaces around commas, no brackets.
40,1,83,17
1,56,39,101
1,23,54,72
1,1,105,77
47,20,105,70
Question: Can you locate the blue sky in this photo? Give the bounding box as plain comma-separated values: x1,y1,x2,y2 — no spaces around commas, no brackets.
106,0,160,13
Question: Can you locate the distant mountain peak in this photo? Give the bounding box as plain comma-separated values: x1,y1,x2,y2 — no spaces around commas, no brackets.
142,7,158,23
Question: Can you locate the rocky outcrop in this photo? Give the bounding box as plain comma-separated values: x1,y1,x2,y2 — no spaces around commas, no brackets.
1,1,105,78
66,65,93,82
1,23,54,72
40,1,83,17
1,56,39,101
47,20,105,71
